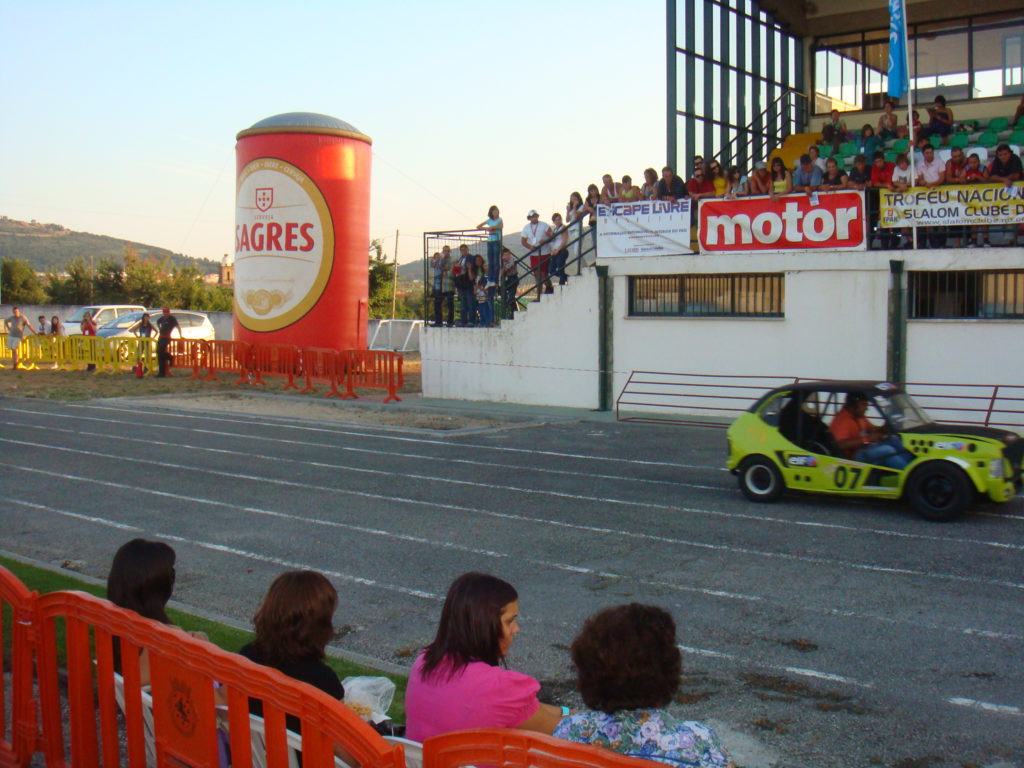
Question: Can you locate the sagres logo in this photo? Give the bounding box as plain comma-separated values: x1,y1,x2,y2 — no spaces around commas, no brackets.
255,188,274,212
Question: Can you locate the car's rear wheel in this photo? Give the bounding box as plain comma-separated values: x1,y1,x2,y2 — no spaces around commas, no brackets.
738,456,784,502
906,461,971,522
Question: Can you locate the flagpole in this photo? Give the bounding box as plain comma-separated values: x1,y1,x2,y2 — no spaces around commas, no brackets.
901,1,917,250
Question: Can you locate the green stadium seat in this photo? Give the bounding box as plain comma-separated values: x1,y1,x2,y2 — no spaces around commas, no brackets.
892,138,909,153
929,135,942,148
987,117,1009,132
977,131,999,148
839,140,859,156
1016,116,1024,128
1009,130,1024,146
884,151,897,163
818,143,833,158
949,133,969,149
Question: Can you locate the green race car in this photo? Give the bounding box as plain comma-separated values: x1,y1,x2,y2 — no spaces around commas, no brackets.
726,381,1023,522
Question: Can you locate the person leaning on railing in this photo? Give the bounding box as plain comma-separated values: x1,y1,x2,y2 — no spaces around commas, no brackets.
430,247,455,328
3,306,36,369
499,248,519,317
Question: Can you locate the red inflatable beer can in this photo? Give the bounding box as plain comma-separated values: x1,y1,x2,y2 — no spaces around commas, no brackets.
234,112,371,350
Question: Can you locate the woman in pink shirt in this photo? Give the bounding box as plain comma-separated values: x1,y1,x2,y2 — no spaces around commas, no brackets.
405,572,564,741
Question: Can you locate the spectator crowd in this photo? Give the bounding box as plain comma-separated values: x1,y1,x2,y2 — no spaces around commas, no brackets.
105,538,736,768
428,95,1024,326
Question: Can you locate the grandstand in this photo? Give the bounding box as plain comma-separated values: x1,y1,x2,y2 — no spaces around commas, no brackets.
422,0,1024,417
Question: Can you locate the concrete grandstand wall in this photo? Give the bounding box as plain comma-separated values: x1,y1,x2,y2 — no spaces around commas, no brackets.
421,268,600,408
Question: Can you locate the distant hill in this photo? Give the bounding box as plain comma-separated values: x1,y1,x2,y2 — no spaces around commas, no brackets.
0,216,219,274
398,260,424,282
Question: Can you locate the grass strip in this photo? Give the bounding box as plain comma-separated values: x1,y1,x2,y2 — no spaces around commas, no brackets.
0,555,407,721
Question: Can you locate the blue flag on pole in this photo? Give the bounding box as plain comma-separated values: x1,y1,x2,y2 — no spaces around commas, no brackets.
888,0,908,98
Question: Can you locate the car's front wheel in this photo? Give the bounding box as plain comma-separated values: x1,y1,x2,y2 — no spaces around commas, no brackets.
906,461,971,522
738,456,784,502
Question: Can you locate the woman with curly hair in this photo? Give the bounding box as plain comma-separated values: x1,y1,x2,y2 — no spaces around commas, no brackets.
405,572,564,741
239,571,344,729
554,604,732,768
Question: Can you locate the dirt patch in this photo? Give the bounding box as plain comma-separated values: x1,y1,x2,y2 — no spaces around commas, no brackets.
126,392,503,430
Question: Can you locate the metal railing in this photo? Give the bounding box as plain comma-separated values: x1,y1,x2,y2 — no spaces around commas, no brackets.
616,370,1024,432
714,88,808,172
421,222,597,328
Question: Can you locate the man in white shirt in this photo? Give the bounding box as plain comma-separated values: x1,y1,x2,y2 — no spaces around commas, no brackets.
520,210,553,299
915,145,947,247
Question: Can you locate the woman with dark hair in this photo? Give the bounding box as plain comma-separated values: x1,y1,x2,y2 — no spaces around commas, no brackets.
107,538,177,625
555,604,732,768
769,157,792,196
640,168,659,200
405,572,563,741
239,571,344,729
922,95,954,143
107,539,205,681
877,98,899,139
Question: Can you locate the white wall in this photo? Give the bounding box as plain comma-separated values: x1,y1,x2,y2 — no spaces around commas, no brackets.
908,320,1024,385
421,270,600,408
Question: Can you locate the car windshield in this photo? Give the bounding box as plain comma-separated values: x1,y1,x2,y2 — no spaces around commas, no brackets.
100,312,145,330
66,307,99,323
874,392,933,430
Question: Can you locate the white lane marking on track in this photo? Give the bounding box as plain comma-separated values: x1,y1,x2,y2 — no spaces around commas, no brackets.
46,401,728,471
0,415,728,493
6,443,1024,593
946,697,1024,717
3,419,1021,553
8,465,1024,643
677,645,873,688
7,498,441,601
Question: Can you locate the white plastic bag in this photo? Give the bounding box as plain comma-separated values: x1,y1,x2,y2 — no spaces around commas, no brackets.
342,676,395,724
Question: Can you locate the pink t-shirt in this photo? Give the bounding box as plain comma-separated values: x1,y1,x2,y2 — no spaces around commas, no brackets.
405,652,540,742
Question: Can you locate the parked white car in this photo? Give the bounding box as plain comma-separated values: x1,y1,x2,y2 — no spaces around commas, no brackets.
64,305,146,335
96,310,216,342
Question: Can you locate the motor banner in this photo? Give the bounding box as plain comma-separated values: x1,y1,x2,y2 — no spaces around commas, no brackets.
596,200,692,258
880,182,1024,227
698,191,867,252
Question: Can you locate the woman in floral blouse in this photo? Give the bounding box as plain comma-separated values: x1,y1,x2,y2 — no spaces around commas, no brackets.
554,604,732,768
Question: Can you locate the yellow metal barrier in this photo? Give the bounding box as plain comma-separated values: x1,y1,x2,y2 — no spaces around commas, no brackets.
0,333,13,368
108,337,159,375
19,335,62,369
60,335,107,371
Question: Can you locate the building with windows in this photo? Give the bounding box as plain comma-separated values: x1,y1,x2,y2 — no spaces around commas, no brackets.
422,1,1024,417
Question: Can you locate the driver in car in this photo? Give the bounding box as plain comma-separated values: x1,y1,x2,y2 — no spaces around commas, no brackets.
829,392,915,469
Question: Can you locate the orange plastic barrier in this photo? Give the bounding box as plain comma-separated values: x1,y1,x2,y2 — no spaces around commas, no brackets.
0,568,37,768
203,340,252,384
0,567,406,768
340,350,404,403
423,729,657,768
249,343,301,389
299,347,343,398
164,338,207,379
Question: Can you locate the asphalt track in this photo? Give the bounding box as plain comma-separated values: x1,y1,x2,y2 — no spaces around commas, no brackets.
1,395,1022,768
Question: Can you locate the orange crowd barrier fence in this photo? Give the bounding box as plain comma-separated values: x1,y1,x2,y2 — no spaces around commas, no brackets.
0,568,37,768
423,729,656,768
249,343,301,389
164,338,207,379
299,347,343,398
202,340,251,384
340,350,404,403
2,565,406,768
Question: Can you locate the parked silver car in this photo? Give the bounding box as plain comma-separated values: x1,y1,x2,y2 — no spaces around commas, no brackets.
96,310,216,342
64,305,146,335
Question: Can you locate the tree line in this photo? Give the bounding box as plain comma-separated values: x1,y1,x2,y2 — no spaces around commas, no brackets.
1,247,233,311
2,241,425,320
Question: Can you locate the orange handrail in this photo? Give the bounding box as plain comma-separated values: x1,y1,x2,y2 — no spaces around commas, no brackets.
423,729,658,768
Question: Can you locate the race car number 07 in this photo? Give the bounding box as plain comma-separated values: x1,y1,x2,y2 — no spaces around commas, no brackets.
834,465,862,488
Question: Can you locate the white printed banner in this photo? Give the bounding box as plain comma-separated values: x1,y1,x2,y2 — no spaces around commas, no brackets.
880,183,1024,228
596,200,693,258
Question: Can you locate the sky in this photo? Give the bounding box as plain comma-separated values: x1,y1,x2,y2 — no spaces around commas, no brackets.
1,1,665,267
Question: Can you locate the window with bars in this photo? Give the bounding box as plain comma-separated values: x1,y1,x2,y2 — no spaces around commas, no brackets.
908,270,1024,319
629,274,784,317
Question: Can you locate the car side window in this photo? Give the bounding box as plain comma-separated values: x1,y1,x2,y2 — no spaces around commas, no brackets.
94,309,114,325
759,395,789,426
